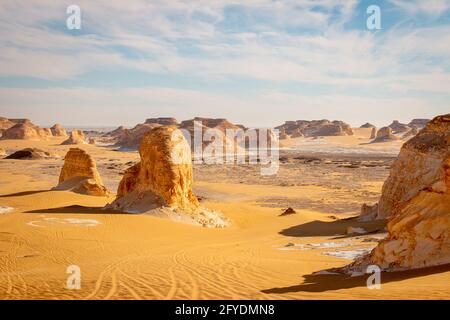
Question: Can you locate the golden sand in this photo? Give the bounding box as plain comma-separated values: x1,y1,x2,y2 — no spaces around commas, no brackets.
0,137,448,300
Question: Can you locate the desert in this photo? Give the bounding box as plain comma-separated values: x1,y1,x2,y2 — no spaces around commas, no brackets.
0,115,448,300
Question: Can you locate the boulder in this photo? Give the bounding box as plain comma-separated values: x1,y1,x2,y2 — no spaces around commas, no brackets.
61,130,86,145
55,148,109,196
108,126,228,227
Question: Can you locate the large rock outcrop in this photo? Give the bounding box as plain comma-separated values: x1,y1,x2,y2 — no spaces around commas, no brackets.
348,114,450,272
108,126,228,227
377,114,450,219
388,120,411,134
54,148,109,196
61,130,86,145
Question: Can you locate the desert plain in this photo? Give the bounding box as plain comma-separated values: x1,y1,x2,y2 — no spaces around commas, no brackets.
0,126,449,300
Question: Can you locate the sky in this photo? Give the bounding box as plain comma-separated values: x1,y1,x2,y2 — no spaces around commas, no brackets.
0,0,449,128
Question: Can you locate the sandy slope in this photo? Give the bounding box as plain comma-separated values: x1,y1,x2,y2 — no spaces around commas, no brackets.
0,137,449,300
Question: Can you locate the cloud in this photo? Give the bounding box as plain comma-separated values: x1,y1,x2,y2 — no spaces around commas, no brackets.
389,0,450,16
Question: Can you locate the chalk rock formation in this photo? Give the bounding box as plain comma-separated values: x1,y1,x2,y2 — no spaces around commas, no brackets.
408,119,429,130
388,120,411,134
5,148,54,160
377,114,450,219
371,126,399,143
114,123,160,149
88,138,96,145
51,124,67,137
109,126,228,227
0,117,15,130
276,119,353,139
61,130,86,145
351,158,450,271
55,148,109,196
145,117,179,126
360,122,376,129
1,120,42,140
370,127,377,139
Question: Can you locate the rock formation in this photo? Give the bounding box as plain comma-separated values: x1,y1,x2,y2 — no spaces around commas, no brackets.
108,126,228,227
360,122,376,129
346,114,450,272
61,130,86,145
371,126,399,143
88,138,96,145
377,114,450,219
388,120,411,134
276,119,353,139
0,117,15,130
50,124,67,137
0,147,6,157
5,148,53,160
408,119,429,130
1,120,44,140
145,117,179,126
370,127,377,139
54,148,109,196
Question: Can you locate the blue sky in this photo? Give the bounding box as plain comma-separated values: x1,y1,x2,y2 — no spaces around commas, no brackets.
0,0,449,127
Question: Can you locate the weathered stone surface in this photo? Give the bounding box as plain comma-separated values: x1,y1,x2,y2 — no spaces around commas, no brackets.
50,124,67,137
61,130,86,145
109,126,228,227
55,148,109,196
0,147,7,157
377,114,450,219
345,115,450,272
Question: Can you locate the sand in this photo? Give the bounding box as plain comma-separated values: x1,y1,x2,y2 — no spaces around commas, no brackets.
0,136,449,300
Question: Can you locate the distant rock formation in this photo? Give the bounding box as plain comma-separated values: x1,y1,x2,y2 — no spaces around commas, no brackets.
360,122,376,129
61,130,86,145
0,117,16,130
50,124,67,137
377,114,450,219
388,120,411,134
1,119,52,140
54,148,109,196
371,127,399,143
408,119,429,129
370,127,377,139
108,126,228,227
275,119,353,139
88,138,96,145
145,117,179,126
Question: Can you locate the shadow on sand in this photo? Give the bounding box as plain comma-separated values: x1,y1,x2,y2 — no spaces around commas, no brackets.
24,205,131,215
262,264,450,294
279,217,387,238
0,190,49,197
